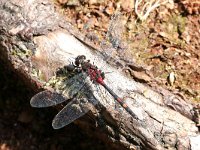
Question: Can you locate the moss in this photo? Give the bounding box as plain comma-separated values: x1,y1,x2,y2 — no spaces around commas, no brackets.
193,96,200,102
170,14,186,34
31,68,47,82
127,22,149,63
140,37,149,50
160,14,186,47
11,48,32,59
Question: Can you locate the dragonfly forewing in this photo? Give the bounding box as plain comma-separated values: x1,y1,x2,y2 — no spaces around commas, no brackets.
30,72,88,108
30,90,67,107
60,72,88,98
52,97,90,129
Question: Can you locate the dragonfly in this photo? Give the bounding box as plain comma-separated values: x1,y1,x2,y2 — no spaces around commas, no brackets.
30,55,138,129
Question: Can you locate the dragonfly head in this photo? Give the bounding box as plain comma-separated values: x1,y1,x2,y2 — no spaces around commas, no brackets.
75,55,86,66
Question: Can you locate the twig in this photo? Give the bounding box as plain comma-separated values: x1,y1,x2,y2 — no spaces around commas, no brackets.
134,0,169,21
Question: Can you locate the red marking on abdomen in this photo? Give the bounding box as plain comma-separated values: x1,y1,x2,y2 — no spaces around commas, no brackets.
122,103,128,108
117,98,123,102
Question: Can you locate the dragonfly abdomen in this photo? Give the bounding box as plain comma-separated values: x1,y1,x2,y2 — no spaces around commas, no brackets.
102,83,137,119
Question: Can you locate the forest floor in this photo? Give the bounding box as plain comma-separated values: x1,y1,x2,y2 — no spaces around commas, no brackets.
0,0,199,150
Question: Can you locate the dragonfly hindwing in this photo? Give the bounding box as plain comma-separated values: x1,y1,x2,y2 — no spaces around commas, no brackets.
30,90,67,107
52,97,90,129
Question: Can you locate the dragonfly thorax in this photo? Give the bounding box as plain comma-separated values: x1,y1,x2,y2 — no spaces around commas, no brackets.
75,55,105,85
87,67,105,85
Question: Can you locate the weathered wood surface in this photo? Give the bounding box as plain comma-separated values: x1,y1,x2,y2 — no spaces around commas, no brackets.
0,0,199,149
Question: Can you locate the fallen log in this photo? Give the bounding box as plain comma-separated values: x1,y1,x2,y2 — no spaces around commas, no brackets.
0,0,199,149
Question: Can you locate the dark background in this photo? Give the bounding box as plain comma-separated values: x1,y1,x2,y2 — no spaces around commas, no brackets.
0,62,109,150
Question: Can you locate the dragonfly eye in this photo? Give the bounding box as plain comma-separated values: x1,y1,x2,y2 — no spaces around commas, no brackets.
75,55,86,66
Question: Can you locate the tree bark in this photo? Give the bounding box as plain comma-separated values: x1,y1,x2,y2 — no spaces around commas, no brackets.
0,0,199,149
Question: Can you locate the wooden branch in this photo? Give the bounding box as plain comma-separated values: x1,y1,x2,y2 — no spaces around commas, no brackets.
0,0,199,149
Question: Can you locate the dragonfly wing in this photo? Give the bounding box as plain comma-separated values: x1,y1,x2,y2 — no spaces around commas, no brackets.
61,72,88,98
30,72,88,108
52,97,90,129
30,90,67,107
